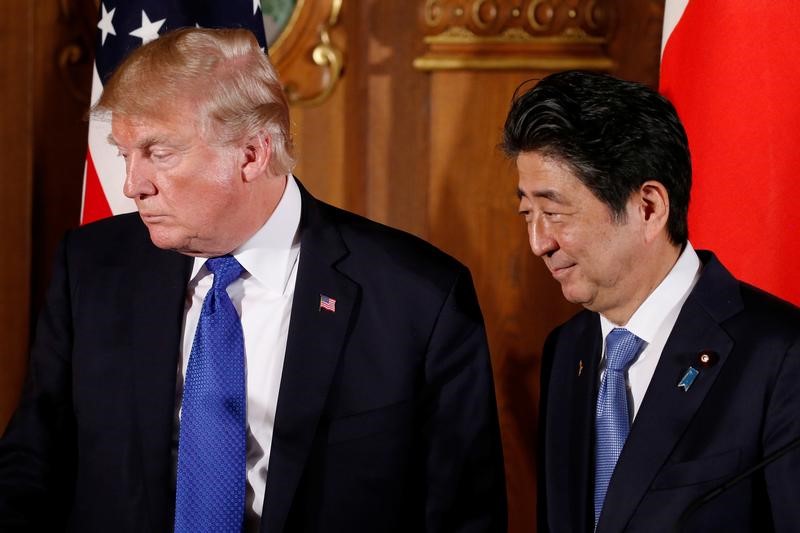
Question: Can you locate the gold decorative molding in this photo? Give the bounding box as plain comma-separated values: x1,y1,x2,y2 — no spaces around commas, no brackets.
423,25,604,44
414,54,612,71
270,0,345,107
268,0,306,55
286,0,343,107
472,0,500,29
415,0,616,71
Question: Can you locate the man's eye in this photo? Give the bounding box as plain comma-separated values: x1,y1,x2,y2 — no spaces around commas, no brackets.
150,151,172,161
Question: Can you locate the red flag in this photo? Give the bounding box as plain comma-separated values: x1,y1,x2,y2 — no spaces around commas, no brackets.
81,1,269,225
659,0,800,305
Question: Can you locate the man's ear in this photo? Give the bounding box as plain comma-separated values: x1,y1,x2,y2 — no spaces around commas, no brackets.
636,180,670,242
241,133,272,182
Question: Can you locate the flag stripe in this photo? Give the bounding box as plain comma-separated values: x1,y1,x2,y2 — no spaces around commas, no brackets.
81,150,113,224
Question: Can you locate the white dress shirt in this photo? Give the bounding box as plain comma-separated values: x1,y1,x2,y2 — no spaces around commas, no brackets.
599,242,702,420
175,175,302,530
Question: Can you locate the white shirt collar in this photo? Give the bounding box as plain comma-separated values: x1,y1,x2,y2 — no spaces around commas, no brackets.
189,174,302,295
600,241,701,343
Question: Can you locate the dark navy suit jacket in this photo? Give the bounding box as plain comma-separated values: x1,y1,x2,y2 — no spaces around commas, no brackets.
538,252,800,532
0,182,507,532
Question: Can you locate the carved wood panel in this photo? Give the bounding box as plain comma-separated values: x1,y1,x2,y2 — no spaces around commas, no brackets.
415,0,617,71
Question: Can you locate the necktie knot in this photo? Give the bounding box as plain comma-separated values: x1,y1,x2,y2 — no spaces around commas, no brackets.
604,328,643,371
206,255,244,291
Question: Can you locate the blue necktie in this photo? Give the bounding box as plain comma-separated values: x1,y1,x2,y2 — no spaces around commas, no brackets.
594,328,643,526
175,255,246,533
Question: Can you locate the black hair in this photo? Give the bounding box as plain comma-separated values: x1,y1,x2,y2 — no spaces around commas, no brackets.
502,70,691,245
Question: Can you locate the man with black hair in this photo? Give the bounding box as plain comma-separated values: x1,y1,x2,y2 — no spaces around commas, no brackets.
504,70,800,532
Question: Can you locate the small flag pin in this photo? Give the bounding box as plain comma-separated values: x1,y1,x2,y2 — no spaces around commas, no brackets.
677,366,699,392
319,294,336,313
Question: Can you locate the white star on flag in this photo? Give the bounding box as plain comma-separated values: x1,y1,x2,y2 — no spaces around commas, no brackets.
97,3,116,46
129,10,166,44
253,0,261,15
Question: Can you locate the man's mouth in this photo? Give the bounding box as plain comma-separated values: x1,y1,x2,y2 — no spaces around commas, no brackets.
140,213,166,223
549,263,576,280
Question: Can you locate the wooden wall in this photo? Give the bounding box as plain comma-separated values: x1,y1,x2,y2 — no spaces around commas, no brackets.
0,0,35,434
0,1,664,531
0,0,95,432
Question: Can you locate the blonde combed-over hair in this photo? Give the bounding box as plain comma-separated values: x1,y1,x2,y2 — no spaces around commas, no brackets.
93,27,295,177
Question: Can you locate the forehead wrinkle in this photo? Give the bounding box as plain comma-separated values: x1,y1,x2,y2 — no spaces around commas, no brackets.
113,122,189,151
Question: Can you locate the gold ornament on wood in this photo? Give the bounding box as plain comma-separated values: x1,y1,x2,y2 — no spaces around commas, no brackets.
269,0,345,107
415,0,616,71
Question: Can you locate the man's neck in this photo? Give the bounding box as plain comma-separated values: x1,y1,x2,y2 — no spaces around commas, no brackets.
602,241,683,326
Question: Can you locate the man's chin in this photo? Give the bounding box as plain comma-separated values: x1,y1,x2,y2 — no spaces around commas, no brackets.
146,230,224,257
559,284,593,309
145,227,183,252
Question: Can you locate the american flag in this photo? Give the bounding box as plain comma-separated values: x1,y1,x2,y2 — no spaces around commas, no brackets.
319,295,336,313
82,0,268,224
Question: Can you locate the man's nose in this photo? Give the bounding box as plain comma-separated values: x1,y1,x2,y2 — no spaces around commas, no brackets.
122,153,157,199
529,215,557,257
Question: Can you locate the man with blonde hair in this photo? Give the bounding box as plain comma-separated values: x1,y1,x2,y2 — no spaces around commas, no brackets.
0,28,506,532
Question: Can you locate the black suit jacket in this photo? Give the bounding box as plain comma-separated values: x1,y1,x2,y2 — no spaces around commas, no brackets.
538,251,800,532
0,182,507,532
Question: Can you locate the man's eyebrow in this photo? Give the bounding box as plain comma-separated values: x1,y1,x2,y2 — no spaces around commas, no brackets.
105,134,172,149
517,187,567,203
533,189,566,203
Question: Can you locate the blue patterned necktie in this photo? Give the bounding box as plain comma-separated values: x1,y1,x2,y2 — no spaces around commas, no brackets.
175,255,246,533
594,328,644,526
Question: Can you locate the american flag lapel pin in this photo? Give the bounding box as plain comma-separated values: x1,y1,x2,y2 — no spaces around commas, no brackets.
319,294,336,313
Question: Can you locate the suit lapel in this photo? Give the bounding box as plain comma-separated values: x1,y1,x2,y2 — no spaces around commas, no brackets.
571,318,602,533
261,185,358,532
546,313,601,533
126,223,193,530
598,253,741,531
